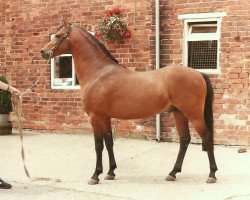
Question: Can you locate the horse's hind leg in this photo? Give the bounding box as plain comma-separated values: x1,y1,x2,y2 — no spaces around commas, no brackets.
191,119,218,183
104,121,117,180
166,111,190,181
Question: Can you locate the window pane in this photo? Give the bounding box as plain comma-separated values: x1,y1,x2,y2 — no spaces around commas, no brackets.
58,56,72,78
191,26,217,33
188,40,217,69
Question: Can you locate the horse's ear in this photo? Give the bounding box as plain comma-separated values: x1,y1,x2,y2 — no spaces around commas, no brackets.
63,18,70,28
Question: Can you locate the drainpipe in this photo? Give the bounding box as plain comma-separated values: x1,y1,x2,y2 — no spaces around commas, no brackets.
155,0,161,141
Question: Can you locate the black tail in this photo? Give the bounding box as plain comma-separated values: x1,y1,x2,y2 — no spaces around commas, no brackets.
201,73,214,151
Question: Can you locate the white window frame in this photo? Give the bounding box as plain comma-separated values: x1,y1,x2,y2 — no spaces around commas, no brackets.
51,54,80,90
178,12,226,74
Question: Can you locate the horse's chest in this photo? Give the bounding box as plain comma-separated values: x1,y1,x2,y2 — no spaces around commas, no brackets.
82,86,110,114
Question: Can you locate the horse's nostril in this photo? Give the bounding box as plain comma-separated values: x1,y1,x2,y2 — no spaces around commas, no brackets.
41,50,44,54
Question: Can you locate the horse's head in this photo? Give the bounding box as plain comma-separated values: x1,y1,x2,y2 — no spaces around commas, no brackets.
41,18,72,59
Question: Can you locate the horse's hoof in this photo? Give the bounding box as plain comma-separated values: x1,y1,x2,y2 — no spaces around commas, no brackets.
88,179,99,185
165,175,176,181
206,177,217,184
104,174,115,180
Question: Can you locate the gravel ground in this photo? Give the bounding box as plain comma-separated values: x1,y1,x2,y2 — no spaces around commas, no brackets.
0,131,250,200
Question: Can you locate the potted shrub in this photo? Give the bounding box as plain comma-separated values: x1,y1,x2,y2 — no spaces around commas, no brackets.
0,76,13,135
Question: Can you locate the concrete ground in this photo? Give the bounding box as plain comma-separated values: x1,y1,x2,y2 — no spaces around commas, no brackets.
0,131,250,200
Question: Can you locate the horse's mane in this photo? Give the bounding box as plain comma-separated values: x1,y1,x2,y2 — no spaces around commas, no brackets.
75,26,119,64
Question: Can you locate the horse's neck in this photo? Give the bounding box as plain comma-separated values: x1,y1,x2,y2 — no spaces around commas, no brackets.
70,29,126,87
72,55,99,83
70,39,113,85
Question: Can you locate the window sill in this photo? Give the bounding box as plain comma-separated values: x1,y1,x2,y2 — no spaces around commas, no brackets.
195,69,221,74
51,85,81,90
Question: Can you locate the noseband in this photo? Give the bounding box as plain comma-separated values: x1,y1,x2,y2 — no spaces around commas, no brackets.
49,25,73,57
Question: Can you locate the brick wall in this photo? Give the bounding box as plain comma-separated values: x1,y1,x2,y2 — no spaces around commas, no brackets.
0,0,6,75
159,0,250,145
0,0,249,145
0,0,155,137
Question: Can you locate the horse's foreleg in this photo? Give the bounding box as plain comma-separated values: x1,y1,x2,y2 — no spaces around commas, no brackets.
166,111,190,181
104,130,117,180
88,115,109,185
88,135,104,185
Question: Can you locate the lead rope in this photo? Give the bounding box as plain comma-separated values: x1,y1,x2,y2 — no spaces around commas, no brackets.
15,59,61,182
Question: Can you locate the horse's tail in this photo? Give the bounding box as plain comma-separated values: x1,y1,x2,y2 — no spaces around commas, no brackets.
201,73,214,151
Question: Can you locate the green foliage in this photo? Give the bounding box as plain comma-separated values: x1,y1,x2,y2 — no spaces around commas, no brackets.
96,8,131,44
0,76,13,114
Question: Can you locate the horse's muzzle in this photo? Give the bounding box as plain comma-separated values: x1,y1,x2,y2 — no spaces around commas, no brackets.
41,49,53,59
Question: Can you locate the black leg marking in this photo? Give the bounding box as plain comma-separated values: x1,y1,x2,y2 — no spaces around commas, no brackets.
167,135,191,180
104,132,117,179
202,132,218,183
167,111,190,181
90,136,104,182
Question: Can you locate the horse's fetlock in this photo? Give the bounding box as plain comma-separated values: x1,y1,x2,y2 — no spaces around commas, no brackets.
108,171,116,177
173,167,181,173
210,165,218,172
96,169,103,175
110,162,117,169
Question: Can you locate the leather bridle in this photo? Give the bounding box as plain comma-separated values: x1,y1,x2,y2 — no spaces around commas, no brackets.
48,24,73,57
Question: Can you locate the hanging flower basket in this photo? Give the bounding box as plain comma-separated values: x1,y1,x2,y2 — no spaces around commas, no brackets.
95,8,131,44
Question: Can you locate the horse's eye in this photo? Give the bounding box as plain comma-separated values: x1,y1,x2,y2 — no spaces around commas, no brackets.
55,35,59,39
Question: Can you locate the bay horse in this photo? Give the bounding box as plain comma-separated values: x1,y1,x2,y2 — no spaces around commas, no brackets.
41,19,218,185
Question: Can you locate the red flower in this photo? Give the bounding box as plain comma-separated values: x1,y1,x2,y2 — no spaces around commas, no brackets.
106,8,122,17
112,8,121,15
106,11,113,17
